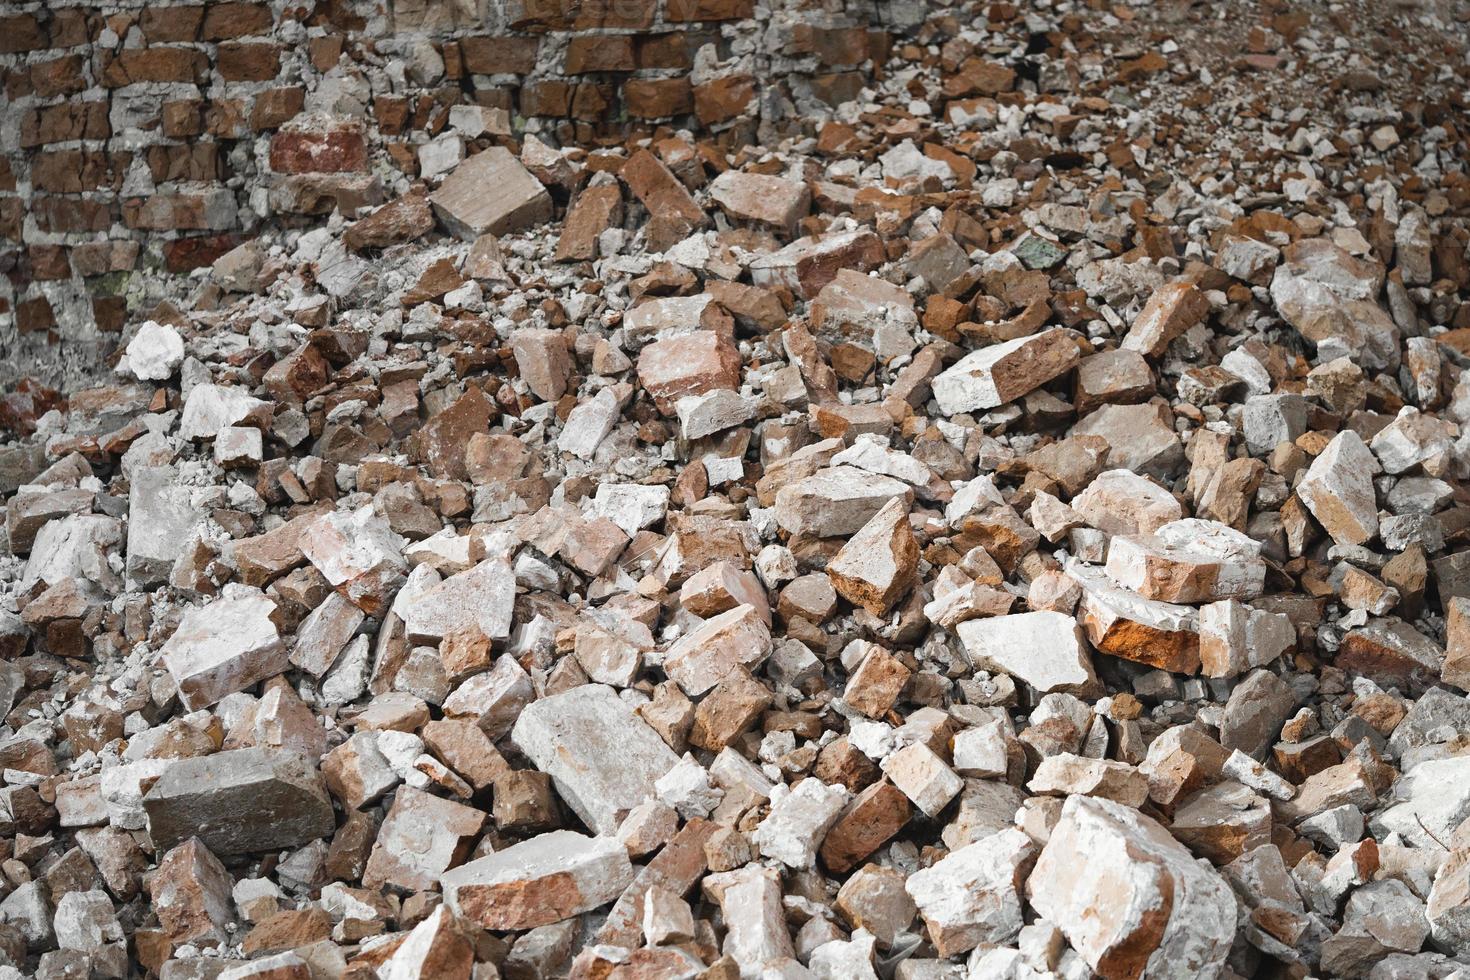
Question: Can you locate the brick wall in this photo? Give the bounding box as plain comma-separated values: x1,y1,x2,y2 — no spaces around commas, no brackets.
0,0,929,389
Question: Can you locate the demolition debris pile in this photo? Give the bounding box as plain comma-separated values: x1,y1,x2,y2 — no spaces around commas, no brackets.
2,1,1470,979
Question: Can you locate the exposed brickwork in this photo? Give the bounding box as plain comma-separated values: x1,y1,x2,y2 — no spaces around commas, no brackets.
1,0,919,386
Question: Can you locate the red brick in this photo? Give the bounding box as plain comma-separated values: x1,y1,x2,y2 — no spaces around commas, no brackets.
269,122,367,174
123,191,236,232
93,296,128,333
205,100,250,139
570,82,615,121
665,0,755,22
217,42,282,82
0,200,19,241
203,2,273,39
574,0,656,29
694,75,757,125
19,103,109,148
565,35,635,73
520,81,571,118
50,10,91,47
309,36,345,72
625,78,694,119
102,48,209,87
459,36,540,76
374,96,411,136
506,0,572,31
0,14,46,54
30,55,88,99
28,246,71,281
162,100,206,139
146,144,223,183
34,197,114,235
31,150,131,194
164,234,241,273
636,34,698,71
71,241,139,277
140,6,203,42
16,296,55,335
252,87,305,129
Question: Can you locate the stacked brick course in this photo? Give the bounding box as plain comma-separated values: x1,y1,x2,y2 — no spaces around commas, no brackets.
1,0,921,387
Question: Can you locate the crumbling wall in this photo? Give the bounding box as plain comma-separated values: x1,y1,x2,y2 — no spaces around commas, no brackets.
0,0,929,390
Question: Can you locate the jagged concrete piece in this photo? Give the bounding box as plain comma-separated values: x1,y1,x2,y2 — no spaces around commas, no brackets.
773,466,913,539
664,604,772,697
161,587,288,711
1297,430,1381,546
1104,519,1267,604
1027,795,1237,979
751,778,849,869
905,827,1036,956
826,496,919,615
511,684,681,835
956,611,1100,695
402,557,515,643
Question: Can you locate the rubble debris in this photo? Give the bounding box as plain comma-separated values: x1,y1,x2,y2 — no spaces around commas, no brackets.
3,4,1470,976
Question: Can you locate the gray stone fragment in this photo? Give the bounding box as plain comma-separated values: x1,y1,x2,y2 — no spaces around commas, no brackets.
142,748,336,854
510,684,681,836
126,466,202,588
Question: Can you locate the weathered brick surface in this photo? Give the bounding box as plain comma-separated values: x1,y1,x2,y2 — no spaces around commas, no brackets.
0,0,890,385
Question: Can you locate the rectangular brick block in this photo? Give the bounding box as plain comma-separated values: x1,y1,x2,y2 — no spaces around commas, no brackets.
51,10,91,47
0,14,46,54
203,2,273,39
28,245,71,281
217,42,282,82
506,0,573,31
162,100,206,139
146,143,224,183
71,241,139,277
665,0,755,22
519,80,571,118
17,296,55,335
30,55,89,98
140,6,204,42
637,33,699,71
22,104,90,148
574,0,657,29
624,78,694,119
0,199,20,241
102,48,210,87
252,87,305,129
565,35,635,73
123,189,238,231
269,120,367,173
94,296,128,333
34,197,115,235
459,36,540,76
31,150,132,193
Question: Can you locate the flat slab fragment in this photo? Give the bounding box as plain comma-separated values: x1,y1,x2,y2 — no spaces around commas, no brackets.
957,610,1099,695
142,748,335,855
510,684,681,836
443,830,633,931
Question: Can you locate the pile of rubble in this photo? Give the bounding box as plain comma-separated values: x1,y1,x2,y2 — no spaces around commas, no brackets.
3,1,1470,978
